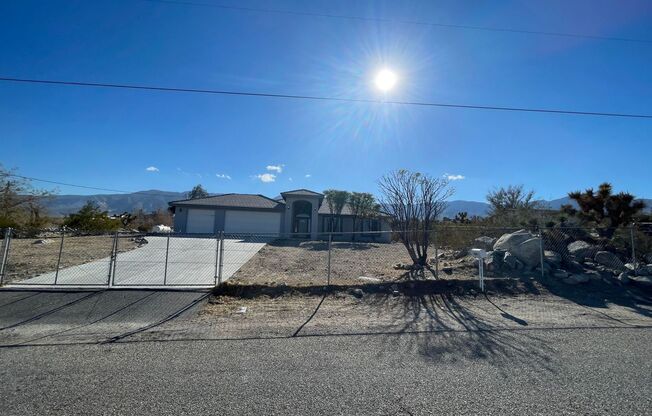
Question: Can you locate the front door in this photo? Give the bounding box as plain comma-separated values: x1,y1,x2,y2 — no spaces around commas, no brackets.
293,215,311,237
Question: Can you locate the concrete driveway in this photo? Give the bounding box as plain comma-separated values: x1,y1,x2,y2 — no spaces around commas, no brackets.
0,289,209,346
8,236,267,287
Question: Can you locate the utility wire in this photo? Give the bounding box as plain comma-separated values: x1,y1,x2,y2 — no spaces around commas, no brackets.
1,76,651,119
142,0,652,44
4,173,179,197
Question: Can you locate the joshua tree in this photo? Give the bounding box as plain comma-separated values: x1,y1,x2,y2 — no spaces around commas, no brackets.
562,182,645,238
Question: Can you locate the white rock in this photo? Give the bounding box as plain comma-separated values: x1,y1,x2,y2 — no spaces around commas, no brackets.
567,241,597,260
151,224,172,233
474,236,496,251
493,229,534,252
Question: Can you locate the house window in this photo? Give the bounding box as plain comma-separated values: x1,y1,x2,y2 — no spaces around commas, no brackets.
324,217,342,233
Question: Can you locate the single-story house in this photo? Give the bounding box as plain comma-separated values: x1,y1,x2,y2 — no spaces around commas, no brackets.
168,189,391,241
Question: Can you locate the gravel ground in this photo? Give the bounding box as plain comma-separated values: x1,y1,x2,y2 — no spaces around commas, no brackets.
2,235,138,284
229,239,487,286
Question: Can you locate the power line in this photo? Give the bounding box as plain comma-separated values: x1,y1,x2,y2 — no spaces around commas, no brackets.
2,76,651,119
142,0,652,45
4,173,178,197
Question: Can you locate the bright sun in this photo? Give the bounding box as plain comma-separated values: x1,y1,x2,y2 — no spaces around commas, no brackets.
374,69,397,92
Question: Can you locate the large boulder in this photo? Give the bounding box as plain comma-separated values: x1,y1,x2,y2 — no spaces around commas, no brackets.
511,237,543,268
544,250,562,268
594,251,625,271
567,241,598,261
493,229,534,252
503,251,524,270
473,236,496,251
485,250,504,271
493,230,542,269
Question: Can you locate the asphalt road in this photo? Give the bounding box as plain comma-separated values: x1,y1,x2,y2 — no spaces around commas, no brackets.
1,327,650,415
0,289,209,346
1,286,650,415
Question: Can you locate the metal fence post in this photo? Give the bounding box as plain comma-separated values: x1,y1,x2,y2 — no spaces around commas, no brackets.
214,231,221,286
630,224,637,274
163,233,171,286
433,227,439,278
217,231,225,285
54,226,65,284
0,227,12,286
327,233,332,286
539,230,545,279
109,231,119,287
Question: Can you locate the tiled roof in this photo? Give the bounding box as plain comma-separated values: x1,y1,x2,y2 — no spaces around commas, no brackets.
280,189,323,197
318,201,354,215
169,194,284,209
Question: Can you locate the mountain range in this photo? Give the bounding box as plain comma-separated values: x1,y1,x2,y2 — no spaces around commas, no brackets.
40,190,651,217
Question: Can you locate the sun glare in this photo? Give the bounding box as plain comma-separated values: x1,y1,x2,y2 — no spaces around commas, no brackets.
374,68,397,92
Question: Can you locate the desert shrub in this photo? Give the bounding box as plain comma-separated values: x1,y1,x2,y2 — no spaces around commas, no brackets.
63,201,120,232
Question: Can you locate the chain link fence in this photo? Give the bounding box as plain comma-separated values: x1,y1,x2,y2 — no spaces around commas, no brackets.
1,225,651,288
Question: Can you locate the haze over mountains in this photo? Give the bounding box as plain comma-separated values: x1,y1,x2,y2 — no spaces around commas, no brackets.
40,190,652,218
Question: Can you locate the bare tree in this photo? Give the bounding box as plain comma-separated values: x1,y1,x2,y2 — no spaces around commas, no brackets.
0,165,52,229
486,185,539,214
378,169,454,269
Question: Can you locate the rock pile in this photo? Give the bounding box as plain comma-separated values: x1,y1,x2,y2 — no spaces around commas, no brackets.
466,229,652,287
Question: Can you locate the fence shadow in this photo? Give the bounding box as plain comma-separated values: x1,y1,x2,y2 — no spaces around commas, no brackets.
537,276,652,318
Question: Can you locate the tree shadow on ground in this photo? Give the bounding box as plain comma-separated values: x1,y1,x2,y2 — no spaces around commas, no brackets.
536,276,652,319
363,291,557,375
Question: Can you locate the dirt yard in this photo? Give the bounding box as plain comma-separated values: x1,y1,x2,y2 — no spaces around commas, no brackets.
195,277,652,340
229,239,496,287
2,235,138,284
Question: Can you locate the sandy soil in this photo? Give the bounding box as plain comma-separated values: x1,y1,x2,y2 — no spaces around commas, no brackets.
193,277,652,340
229,239,493,286
2,235,138,284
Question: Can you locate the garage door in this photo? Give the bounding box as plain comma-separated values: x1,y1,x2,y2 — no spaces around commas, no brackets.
186,209,216,234
225,210,281,234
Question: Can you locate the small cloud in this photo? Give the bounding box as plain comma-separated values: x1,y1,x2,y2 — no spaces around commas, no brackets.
254,173,276,183
216,173,232,180
445,173,465,181
145,166,159,172
266,164,284,173
305,174,311,178
288,177,293,182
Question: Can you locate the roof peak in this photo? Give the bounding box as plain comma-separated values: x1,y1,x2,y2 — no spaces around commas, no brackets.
280,188,323,197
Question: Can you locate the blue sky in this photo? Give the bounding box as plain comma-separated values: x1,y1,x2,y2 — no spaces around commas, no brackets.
1,0,651,201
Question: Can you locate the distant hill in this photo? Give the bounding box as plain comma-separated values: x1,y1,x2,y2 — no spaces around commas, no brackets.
42,190,186,216
40,190,650,217
442,200,490,218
